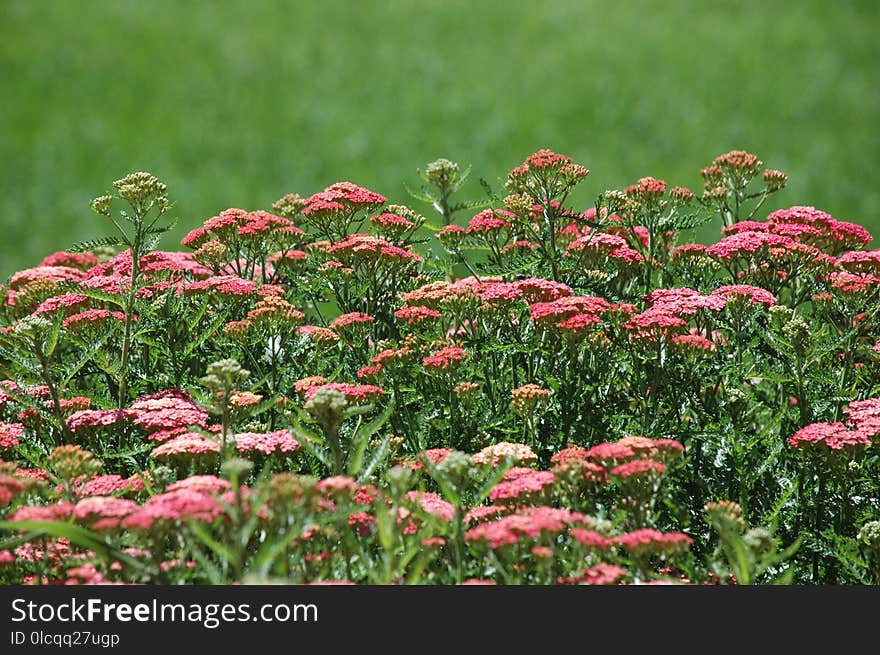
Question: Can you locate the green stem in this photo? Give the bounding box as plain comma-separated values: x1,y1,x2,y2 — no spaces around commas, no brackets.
118,231,142,408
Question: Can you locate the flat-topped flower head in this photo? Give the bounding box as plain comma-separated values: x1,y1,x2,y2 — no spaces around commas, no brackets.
304,382,384,404
464,506,589,549
422,345,468,370
235,430,300,456
74,496,139,529
121,488,223,529
625,176,667,200
510,384,554,417
0,422,24,450
466,209,513,234
610,459,667,479
472,442,538,467
613,528,693,555
488,469,556,502
506,149,589,197
78,473,144,497
711,284,776,307
787,421,872,452
150,432,221,462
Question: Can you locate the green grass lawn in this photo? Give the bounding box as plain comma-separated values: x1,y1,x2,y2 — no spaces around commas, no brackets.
1,0,877,277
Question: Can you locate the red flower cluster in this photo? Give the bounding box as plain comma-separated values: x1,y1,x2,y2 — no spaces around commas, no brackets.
394,305,441,325
612,528,693,555
129,390,210,442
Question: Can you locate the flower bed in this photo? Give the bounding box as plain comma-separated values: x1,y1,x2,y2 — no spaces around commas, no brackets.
0,151,878,584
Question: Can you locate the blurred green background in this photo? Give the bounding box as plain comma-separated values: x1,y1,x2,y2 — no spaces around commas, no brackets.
1,0,878,278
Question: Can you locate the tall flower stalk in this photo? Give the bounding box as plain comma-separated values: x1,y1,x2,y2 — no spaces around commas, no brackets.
89,172,173,407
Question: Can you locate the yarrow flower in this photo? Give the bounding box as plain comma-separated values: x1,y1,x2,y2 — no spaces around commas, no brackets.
303,382,384,404
610,459,667,479
0,422,24,450
787,421,872,452
404,491,455,522
129,389,210,442
62,309,127,331
510,384,553,417
150,433,221,462
466,209,514,234
330,312,374,333
394,305,442,325
121,489,223,529
472,442,538,467
558,562,628,586
74,496,140,530
422,345,468,370
710,284,776,307
234,430,300,456
77,474,144,497
298,325,340,346
487,469,556,502
166,475,231,494
464,506,589,549
612,529,693,555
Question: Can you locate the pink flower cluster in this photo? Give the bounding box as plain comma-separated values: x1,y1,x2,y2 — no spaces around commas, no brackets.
62,309,127,331
570,527,693,555
181,208,301,249
121,488,223,530
422,345,468,370
303,182,387,215
487,468,556,502
0,422,24,449
234,430,300,456
303,382,384,403
325,234,422,264
150,433,221,461
466,209,513,234
464,506,589,548
185,275,258,297
787,398,880,452
565,232,644,264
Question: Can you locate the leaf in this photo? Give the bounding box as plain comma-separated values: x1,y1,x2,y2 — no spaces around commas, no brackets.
403,182,437,205
295,434,331,469
473,459,513,506
357,436,390,483
100,442,155,459
186,544,226,584
479,178,500,203
187,522,233,562
183,308,231,357
56,282,126,308
62,330,116,386
253,524,301,575
66,236,124,253
44,312,64,358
